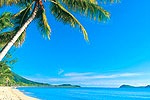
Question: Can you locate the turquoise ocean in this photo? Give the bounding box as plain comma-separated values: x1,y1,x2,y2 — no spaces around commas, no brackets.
17,87,150,100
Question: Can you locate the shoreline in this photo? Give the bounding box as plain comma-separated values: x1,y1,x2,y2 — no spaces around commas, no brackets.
0,87,39,100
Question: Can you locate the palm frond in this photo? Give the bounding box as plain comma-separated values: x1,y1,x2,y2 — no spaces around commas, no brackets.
13,8,28,19
0,31,15,47
0,30,25,47
0,0,33,8
0,0,21,7
50,0,88,41
0,12,14,32
55,0,110,22
13,9,30,29
35,6,51,39
14,30,26,47
17,0,34,9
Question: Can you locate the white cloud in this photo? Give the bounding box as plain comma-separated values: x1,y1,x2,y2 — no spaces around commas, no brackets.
64,72,92,76
90,73,142,79
49,73,143,82
118,73,141,77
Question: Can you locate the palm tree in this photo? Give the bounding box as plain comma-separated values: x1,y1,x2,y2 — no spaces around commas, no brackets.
0,0,119,61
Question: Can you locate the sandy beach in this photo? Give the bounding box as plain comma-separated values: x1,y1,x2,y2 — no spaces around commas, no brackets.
0,87,39,100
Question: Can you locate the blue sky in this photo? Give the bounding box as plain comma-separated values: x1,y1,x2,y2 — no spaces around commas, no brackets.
1,0,150,87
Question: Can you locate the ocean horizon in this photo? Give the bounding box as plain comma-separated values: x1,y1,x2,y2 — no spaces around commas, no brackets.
17,87,150,100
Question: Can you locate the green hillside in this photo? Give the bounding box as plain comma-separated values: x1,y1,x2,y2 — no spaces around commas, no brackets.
12,73,80,87
12,72,51,86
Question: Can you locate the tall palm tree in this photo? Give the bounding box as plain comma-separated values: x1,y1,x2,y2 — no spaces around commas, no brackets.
0,0,119,61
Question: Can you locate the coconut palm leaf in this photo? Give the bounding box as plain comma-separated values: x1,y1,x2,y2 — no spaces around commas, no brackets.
12,1,33,19
35,8,51,39
0,12,14,32
0,30,25,47
50,0,88,41
0,0,21,7
55,0,110,21
14,30,26,47
17,0,34,9
0,31,15,47
13,6,31,30
0,0,33,7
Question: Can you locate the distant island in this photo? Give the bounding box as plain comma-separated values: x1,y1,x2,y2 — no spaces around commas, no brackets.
119,85,150,88
53,84,80,87
0,72,80,87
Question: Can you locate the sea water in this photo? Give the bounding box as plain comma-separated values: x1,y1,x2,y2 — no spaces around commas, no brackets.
17,87,150,100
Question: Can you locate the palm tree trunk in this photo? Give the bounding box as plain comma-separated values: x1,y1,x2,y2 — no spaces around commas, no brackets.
0,2,39,61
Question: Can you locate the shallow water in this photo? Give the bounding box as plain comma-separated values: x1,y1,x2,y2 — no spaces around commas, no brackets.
17,87,150,100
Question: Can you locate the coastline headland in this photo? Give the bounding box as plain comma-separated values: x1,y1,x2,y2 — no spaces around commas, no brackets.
119,85,150,88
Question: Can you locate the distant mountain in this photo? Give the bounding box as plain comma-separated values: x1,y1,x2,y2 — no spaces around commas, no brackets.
119,85,149,88
12,72,50,86
145,85,150,88
57,84,80,87
119,85,135,88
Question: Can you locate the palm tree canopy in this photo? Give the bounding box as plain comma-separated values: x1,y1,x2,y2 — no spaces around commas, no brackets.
0,0,119,46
